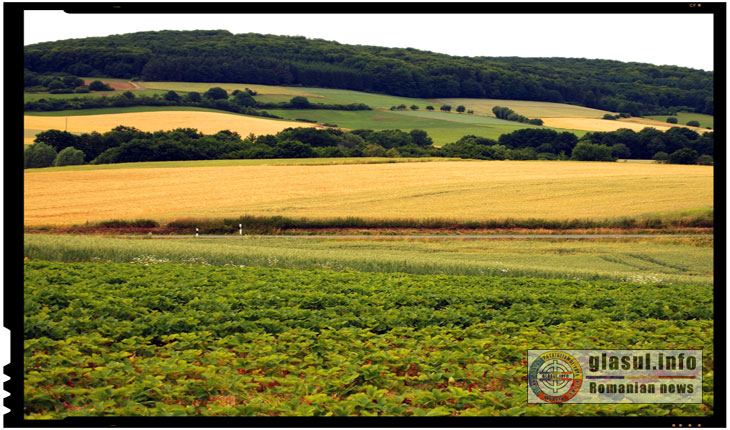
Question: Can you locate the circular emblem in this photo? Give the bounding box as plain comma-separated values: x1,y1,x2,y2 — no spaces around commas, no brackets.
528,351,583,403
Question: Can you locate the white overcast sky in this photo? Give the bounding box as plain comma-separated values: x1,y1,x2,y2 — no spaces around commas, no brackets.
24,11,714,71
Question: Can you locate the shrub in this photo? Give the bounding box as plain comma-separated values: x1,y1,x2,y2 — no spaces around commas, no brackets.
202,87,228,100
570,142,615,161
74,87,90,93
696,154,713,165
652,151,669,163
425,106,434,111
362,143,387,157
603,114,617,120
24,142,58,169
668,148,698,165
686,120,700,127
89,80,113,91
53,147,86,166
666,117,678,124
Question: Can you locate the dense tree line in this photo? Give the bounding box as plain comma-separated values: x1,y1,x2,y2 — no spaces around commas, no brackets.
24,30,713,115
26,125,712,168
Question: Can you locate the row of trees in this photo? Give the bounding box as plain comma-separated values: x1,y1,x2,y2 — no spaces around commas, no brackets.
492,106,544,125
24,70,114,94
24,86,370,116
26,125,713,168
24,30,713,115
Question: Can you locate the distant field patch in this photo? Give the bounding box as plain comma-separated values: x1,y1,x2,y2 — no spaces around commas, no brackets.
82,79,136,90
435,98,614,118
141,81,318,98
542,117,673,133
24,110,314,138
645,112,714,129
24,160,713,226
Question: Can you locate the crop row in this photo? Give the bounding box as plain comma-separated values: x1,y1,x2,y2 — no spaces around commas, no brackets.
24,261,713,340
23,261,714,418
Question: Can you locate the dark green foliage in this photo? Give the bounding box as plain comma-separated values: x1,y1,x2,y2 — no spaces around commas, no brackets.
668,148,698,165
686,120,700,127
570,142,615,161
410,105,419,110
666,117,678,124
439,105,452,112
34,129,80,152
696,154,713,165
164,90,181,102
203,87,228,100
492,106,543,125
610,143,631,159
652,152,669,163
88,80,113,91
53,147,85,166
425,105,434,111
456,105,466,113
603,114,618,120
23,31,714,115
24,142,58,169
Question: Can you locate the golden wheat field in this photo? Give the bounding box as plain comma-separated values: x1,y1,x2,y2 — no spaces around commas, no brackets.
541,117,704,133
23,111,315,137
24,161,713,225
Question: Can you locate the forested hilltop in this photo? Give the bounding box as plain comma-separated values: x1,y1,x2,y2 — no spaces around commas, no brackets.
24,30,713,116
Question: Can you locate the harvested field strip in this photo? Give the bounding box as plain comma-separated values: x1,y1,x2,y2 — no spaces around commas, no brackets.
23,110,315,137
541,117,705,133
24,161,713,226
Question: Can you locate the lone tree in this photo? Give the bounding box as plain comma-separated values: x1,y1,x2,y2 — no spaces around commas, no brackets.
410,105,419,110
425,106,434,111
440,105,452,112
53,147,86,166
666,117,678,124
456,105,466,113
686,120,700,127
204,87,229,100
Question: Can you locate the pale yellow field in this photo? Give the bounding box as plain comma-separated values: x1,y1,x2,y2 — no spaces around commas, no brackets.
23,111,315,137
541,117,706,133
24,161,713,226
434,98,614,118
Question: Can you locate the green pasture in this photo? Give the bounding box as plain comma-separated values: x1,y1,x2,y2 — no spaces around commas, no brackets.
24,234,713,285
646,112,714,129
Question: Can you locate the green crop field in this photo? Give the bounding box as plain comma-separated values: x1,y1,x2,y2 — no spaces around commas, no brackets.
24,234,714,285
646,112,714,129
23,257,714,418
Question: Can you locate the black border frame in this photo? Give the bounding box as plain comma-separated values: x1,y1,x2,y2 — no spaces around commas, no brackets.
6,2,726,428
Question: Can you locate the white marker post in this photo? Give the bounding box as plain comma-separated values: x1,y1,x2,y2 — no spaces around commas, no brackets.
196,227,199,238
239,224,243,235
